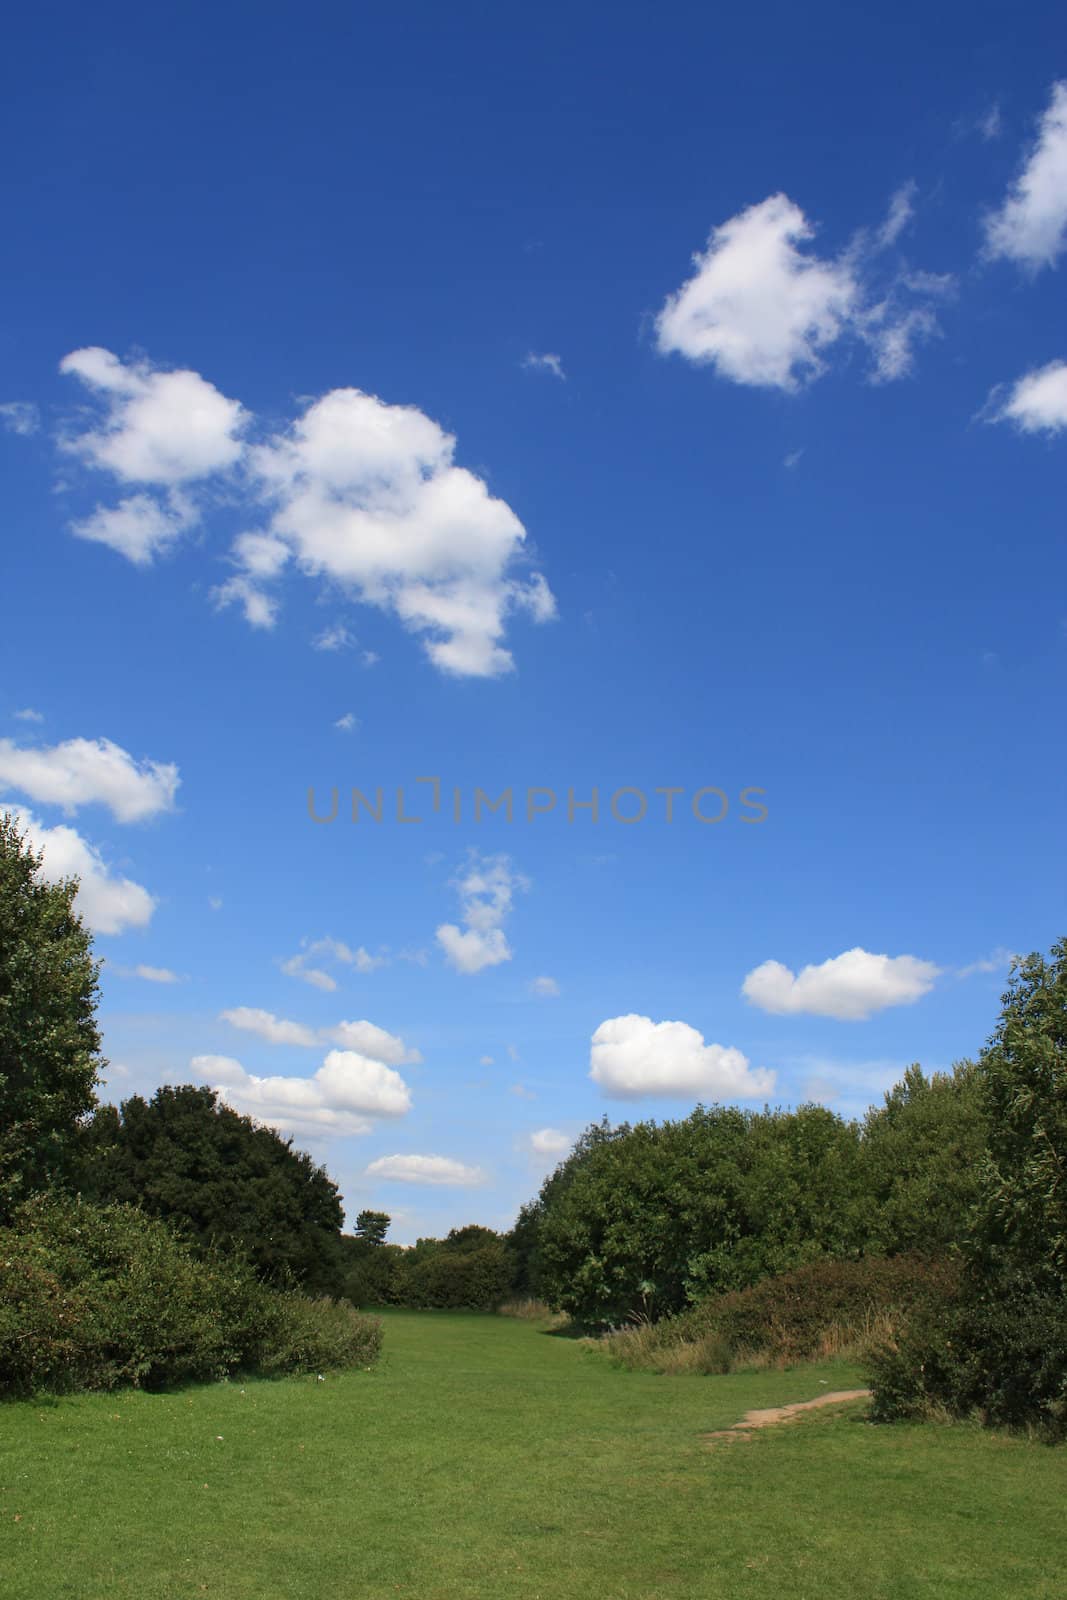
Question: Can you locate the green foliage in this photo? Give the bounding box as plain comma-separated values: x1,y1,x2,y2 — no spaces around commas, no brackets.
868,941,1067,1436
0,813,104,1219
77,1085,346,1295
354,1209,391,1247
530,1105,868,1322
611,1253,960,1373
971,941,1067,1292
0,1196,381,1397
860,1061,988,1255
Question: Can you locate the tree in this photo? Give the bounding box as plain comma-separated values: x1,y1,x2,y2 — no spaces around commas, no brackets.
0,812,103,1219
354,1210,391,1247
860,1061,988,1255
972,942,1067,1291
77,1085,346,1295
867,943,1067,1436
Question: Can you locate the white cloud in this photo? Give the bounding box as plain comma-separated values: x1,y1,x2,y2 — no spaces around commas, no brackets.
59,348,246,566
989,360,1067,435
69,490,194,565
364,1153,487,1186
60,347,246,485
436,852,528,974
742,946,940,1020
220,1007,319,1047
510,1082,535,1099
657,190,952,392
218,386,556,678
985,81,1067,271
221,1007,419,1064
0,736,179,822
208,895,223,912
325,1019,421,1065
590,1014,774,1100
56,349,554,677
192,1047,412,1138
334,712,359,732
530,975,560,997
133,964,180,983
876,182,916,249
281,935,387,989
783,449,804,469
528,1127,570,1156
13,708,44,723
522,352,566,380
314,623,355,652
656,194,859,390
957,947,1016,979
0,401,40,436
5,803,155,934
362,649,380,667
479,1054,495,1066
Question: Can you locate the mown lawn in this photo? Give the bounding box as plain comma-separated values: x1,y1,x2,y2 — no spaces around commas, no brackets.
2,1309,1065,1599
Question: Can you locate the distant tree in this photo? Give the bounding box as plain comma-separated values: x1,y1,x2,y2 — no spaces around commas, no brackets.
0,812,103,1219
77,1085,345,1295
354,1210,391,1247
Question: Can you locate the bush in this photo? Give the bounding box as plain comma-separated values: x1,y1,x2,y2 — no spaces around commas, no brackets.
0,1196,380,1397
606,1255,959,1374
393,1241,513,1310
866,1273,1067,1439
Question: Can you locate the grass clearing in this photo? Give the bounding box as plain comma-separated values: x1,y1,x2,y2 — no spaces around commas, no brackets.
2,1309,1065,1598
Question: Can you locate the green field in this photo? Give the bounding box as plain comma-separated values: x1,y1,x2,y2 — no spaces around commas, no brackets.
3,1310,1065,1599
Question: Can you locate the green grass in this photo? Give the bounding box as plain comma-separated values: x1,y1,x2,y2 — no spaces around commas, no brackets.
2,1309,1065,1598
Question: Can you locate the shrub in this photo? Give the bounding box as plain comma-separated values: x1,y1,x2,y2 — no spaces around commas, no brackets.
0,1196,380,1397
394,1241,513,1310
605,1255,959,1374
866,1273,1067,1439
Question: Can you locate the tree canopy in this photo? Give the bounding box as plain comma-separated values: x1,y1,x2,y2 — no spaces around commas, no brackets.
78,1085,346,1295
0,812,103,1219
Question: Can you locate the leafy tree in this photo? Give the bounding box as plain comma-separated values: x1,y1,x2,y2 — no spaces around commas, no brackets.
354,1210,391,1247
972,942,1067,1290
0,812,103,1219
533,1105,868,1323
867,943,1067,1436
860,1061,988,1255
77,1085,346,1295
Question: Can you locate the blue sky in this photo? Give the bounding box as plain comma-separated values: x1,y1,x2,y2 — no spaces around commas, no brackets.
1,3,1064,1241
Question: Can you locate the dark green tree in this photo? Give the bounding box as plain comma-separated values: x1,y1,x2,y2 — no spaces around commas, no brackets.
860,1061,988,1255
354,1209,391,1247
78,1085,346,1295
0,812,103,1218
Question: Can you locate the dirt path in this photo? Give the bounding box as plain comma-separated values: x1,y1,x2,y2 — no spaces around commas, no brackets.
704,1388,871,1441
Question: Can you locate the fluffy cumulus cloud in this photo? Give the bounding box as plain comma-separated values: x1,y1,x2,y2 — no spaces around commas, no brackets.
222,387,556,677
220,1007,420,1063
436,851,529,974
4,804,155,934
54,349,554,676
0,737,179,822
191,1048,412,1138
985,81,1067,271
656,191,951,391
130,964,180,983
656,195,859,389
59,347,246,563
364,1153,487,1186
589,1014,774,1100
990,360,1067,435
528,1127,570,1156
741,946,940,1020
